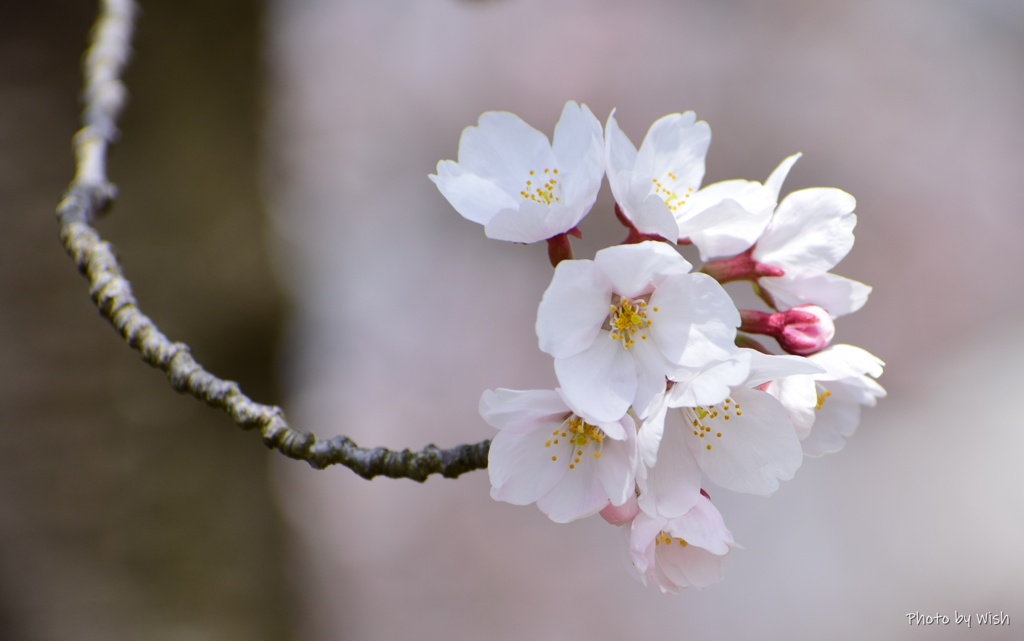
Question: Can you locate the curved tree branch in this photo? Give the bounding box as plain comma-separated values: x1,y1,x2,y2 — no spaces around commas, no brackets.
55,0,490,481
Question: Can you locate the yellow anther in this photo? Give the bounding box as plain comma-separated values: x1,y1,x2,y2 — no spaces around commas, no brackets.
816,390,832,410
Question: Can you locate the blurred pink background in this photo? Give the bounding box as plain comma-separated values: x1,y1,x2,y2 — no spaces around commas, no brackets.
2,0,1022,639
266,0,1024,639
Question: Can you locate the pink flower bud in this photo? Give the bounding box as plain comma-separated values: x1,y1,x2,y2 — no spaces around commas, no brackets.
600,496,640,526
739,305,835,355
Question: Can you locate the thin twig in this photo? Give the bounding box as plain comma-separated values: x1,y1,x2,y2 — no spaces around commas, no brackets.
55,0,490,481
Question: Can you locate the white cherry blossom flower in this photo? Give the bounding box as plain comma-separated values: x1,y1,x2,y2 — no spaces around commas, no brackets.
684,153,801,261
605,111,711,242
636,349,821,518
536,241,740,423
628,492,735,593
700,170,871,317
481,388,638,524
430,101,604,243
605,111,801,259
753,187,871,316
766,344,886,456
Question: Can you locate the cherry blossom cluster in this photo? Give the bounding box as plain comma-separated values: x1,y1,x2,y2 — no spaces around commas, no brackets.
431,102,885,593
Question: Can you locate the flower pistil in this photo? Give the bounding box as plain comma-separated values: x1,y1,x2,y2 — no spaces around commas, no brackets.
607,295,659,349
545,415,607,470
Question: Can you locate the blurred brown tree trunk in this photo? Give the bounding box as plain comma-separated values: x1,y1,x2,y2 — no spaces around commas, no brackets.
0,1,290,639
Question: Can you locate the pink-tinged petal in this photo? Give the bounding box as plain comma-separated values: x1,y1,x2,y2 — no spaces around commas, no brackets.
596,434,639,507
484,201,582,243
688,387,802,495
760,272,872,317
458,111,556,193
634,112,710,189
430,161,518,225
638,411,702,518
763,153,802,204
594,241,692,298
537,259,613,359
656,543,727,590
479,388,569,435
629,512,668,573
554,337,636,423
552,102,604,209
649,273,739,367
601,496,640,526
665,495,733,555
755,187,857,274
488,426,568,506
535,453,609,523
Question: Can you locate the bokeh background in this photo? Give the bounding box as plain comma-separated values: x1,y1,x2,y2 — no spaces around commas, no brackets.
2,0,1023,639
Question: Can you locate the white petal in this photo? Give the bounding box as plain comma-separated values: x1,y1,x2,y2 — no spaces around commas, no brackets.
637,394,669,467
552,102,604,210
755,187,857,274
760,272,872,317
638,411,702,518
801,398,862,457
765,375,818,438
604,110,639,204
554,337,636,423
809,344,885,381
763,153,802,203
744,349,825,387
593,241,692,298
629,511,667,572
430,161,518,225
488,426,567,506
631,337,674,418
665,494,734,555
537,259,613,359
458,110,556,194
668,353,750,408
479,388,569,435
679,180,774,259
689,387,802,495
656,543,727,589
484,201,582,243
634,112,710,189
596,432,639,507
535,452,610,523
629,183,681,240
649,273,739,367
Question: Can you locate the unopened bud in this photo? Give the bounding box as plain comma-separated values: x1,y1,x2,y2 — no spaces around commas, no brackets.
600,496,640,526
739,305,835,355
